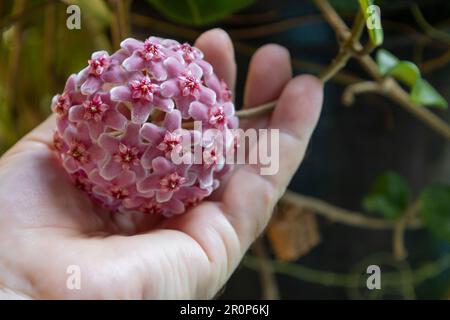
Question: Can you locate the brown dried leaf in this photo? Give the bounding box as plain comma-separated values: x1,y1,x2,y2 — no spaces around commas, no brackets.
266,201,321,261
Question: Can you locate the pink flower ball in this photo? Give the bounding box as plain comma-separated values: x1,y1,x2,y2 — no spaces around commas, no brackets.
51,37,238,217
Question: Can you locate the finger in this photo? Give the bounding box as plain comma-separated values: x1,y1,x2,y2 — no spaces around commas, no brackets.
267,75,323,191
1,114,56,160
194,28,236,91
223,75,323,249
242,44,292,129
244,44,292,108
23,114,57,146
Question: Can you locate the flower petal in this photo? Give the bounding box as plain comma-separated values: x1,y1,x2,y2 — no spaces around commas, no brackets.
188,101,208,122
123,52,145,71
160,79,179,98
152,156,174,174
140,123,164,144
131,102,152,124
163,109,181,131
110,85,131,102
156,190,173,203
137,174,161,192
120,38,143,53
103,109,127,131
199,87,216,105
80,76,102,95
153,96,174,113
100,158,123,180
68,105,85,122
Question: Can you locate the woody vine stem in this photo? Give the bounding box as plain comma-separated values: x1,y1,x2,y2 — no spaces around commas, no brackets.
233,0,450,140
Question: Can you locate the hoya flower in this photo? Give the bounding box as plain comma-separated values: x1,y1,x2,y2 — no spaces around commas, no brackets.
98,123,147,180
205,73,233,103
121,37,169,81
61,123,105,174
77,50,125,95
68,92,128,139
110,73,174,123
137,156,195,203
189,101,238,129
88,169,138,211
160,57,216,117
140,110,199,168
51,36,238,217
52,75,84,134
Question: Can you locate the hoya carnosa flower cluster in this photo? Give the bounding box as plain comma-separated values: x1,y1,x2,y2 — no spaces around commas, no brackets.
52,37,238,217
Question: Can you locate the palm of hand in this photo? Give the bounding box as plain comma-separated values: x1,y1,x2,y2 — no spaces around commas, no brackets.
0,29,322,299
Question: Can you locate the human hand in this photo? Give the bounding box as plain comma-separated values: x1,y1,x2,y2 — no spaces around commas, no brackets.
0,29,322,299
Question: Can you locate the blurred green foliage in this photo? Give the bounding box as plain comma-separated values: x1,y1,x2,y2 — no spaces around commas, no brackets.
419,186,450,241
146,0,256,26
363,171,411,220
0,0,112,153
364,171,450,242
376,49,448,108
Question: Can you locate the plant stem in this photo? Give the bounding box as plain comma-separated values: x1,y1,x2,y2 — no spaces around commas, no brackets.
315,0,450,139
282,191,422,230
393,200,421,261
253,238,280,300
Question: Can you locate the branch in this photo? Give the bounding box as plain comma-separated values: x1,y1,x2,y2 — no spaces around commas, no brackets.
342,81,381,106
393,200,421,261
234,5,366,118
234,0,450,139
252,238,280,300
282,191,423,230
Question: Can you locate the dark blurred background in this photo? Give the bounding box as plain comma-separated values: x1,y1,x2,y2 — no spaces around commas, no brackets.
1,0,449,299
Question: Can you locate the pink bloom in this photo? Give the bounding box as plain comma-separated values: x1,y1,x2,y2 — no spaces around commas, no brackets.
121,37,169,81
89,169,137,211
140,110,197,167
70,170,93,192
98,123,147,180
61,123,105,174
77,51,125,95
110,74,174,123
189,101,238,129
160,57,216,117
176,43,203,62
52,36,238,217
137,156,195,203
69,93,127,139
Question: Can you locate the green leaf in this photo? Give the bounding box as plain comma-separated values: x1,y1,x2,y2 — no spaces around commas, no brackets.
147,0,256,26
376,49,399,75
362,171,411,219
359,0,384,46
411,79,448,109
385,61,420,87
419,186,450,241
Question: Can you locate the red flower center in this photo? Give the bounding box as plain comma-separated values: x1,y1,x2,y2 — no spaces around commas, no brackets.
83,95,107,121
114,143,140,169
110,187,128,200
141,202,163,215
130,77,159,101
68,141,89,164
160,172,186,192
179,43,198,62
208,106,226,128
141,40,163,61
88,55,109,76
179,74,200,97
157,132,182,157
54,93,71,117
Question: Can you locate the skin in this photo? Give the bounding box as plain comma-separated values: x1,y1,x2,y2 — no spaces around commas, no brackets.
0,29,323,299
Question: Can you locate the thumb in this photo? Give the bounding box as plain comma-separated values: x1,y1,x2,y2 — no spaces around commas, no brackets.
1,114,56,160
